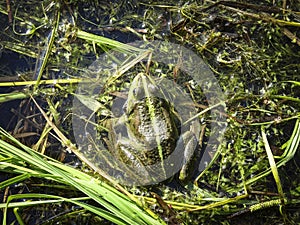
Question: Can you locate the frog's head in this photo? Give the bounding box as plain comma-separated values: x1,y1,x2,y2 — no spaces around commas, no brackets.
126,73,159,111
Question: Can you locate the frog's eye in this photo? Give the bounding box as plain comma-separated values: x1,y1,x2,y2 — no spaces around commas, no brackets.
148,83,159,93
133,87,141,97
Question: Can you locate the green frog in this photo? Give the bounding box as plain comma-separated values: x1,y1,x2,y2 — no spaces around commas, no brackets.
106,73,200,185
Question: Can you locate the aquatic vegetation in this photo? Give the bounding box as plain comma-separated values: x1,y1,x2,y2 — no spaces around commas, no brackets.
0,0,299,224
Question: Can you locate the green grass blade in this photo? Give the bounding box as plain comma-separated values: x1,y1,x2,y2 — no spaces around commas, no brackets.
0,127,164,225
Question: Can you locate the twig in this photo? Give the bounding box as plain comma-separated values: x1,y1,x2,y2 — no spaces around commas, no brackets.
282,27,300,46
6,0,12,24
203,1,300,28
202,1,282,14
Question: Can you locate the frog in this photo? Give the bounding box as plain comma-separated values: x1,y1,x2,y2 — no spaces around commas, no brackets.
105,73,200,185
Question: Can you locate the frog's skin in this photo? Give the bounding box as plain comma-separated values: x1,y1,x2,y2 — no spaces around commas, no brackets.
106,73,199,184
